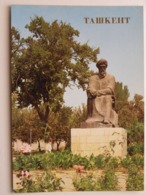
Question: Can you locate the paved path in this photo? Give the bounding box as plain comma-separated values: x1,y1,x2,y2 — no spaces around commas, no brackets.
13,169,127,192
56,170,76,191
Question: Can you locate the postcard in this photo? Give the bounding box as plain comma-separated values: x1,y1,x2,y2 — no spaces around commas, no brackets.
11,5,144,192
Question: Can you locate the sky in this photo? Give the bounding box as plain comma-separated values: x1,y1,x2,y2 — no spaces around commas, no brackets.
11,5,144,107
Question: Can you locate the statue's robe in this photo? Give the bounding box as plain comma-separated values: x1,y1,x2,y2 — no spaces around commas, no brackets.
86,73,118,127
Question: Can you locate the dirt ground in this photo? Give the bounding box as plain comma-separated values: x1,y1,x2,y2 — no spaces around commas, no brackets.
13,169,127,192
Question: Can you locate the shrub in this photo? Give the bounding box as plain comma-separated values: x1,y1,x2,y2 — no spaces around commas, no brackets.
93,154,106,169
121,154,144,169
99,164,119,191
126,164,144,191
14,169,64,192
128,143,144,155
131,154,144,167
73,163,119,191
13,154,32,171
73,173,101,191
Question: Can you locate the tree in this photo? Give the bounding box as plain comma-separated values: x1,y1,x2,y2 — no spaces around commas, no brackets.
12,92,24,142
114,83,144,155
130,94,144,123
11,27,24,92
11,17,99,126
12,92,44,149
46,106,73,150
115,82,130,113
70,104,87,128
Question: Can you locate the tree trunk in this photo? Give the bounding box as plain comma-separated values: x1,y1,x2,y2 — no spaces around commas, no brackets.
38,140,41,152
35,104,49,123
56,140,61,151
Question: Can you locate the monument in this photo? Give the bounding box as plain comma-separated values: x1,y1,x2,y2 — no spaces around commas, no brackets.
71,59,127,157
81,58,118,128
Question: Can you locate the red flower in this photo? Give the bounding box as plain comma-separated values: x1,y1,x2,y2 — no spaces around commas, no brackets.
20,170,31,177
73,165,85,173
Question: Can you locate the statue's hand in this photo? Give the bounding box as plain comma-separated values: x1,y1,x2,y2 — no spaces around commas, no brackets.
96,88,112,96
96,91,101,97
90,90,97,97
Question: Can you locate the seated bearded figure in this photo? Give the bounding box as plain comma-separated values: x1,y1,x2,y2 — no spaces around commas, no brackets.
82,58,118,128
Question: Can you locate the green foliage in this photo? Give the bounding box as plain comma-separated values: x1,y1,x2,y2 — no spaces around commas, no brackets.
13,153,41,171
46,106,73,147
12,93,24,142
115,82,129,113
127,120,144,147
11,17,99,147
125,117,144,155
13,151,73,171
13,151,144,191
13,151,121,172
132,94,144,122
121,154,144,169
11,17,99,124
12,95,73,146
128,143,144,155
115,83,144,129
12,103,43,144
99,165,119,191
126,164,144,191
73,164,119,191
93,155,107,169
13,151,95,171
73,173,100,191
106,157,121,169
14,169,64,192
115,83,144,156
71,104,87,128
43,151,73,169
11,27,24,92
12,102,88,149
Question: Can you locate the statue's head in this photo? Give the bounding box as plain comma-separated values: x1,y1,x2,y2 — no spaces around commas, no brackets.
96,58,108,68
96,59,108,78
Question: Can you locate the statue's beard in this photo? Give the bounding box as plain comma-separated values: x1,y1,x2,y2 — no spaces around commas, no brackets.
99,71,106,78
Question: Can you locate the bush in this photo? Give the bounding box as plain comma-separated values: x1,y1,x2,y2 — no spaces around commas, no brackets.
13,154,34,171
14,168,64,192
127,121,144,155
121,154,144,169
73,173,100,191
73,163,119,191
128,143,144,155
126,164,144,191
93,154,106,169
99,164,119,191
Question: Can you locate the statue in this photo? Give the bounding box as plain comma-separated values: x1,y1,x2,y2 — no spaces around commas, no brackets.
81,58,118,128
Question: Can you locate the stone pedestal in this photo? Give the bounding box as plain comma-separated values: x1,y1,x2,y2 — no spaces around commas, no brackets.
71,128,127,158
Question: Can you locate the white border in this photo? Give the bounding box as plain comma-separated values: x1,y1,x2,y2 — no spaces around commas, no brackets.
0,0,145,195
